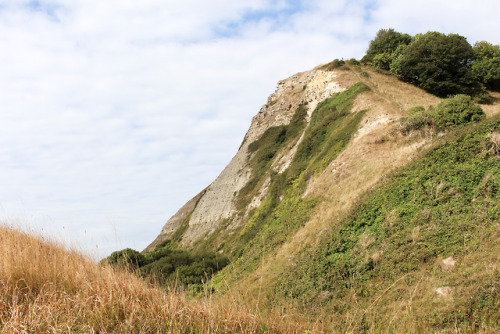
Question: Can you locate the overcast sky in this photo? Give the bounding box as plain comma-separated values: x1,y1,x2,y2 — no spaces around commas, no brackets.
0,0,499,259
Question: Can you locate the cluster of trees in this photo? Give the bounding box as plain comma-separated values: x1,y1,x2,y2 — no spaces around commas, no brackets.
103,240,229,290
362,29,500,97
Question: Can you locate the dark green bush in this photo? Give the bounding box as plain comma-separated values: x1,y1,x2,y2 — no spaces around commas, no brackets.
103,248,146,269
396,32,475,96
400,106,434,134
472,41,500,90
140,249,230,286
362,28,411,65
348,58,361,66
321,59,348,71
372,52,392,71
105,245,229,288
141,256,175,278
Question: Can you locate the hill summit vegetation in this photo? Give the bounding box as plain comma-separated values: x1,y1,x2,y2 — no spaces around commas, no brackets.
362,28,500,98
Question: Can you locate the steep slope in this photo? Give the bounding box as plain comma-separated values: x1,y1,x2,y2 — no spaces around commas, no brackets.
146,67,351,251
146,64,442,256
275,118,500,331
145,62,500,331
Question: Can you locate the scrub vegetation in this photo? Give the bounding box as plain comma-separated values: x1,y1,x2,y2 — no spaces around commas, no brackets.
274,116,500,332
103,240,230,292
399,94,485,134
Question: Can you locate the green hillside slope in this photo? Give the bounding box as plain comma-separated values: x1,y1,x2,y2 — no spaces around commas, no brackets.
274,116,500,331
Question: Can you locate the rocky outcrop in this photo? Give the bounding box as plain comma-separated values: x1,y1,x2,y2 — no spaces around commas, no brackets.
145,66,351,250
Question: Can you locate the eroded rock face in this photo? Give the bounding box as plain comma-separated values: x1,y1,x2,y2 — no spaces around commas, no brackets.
145,66,349,249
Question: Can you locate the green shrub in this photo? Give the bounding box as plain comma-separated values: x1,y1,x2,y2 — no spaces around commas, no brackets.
400,106,434,134
401,96,485,135
105,245,229,289
362,28,411,64
372,52,392,71
472,41,500,90
141,256,175,278
321,59,349,71
348,58,361,66
140,249,229,287
393,32,475,96
432,94,485,129
103,248,146,269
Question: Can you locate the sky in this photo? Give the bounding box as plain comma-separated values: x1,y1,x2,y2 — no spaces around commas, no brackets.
0,0,499,259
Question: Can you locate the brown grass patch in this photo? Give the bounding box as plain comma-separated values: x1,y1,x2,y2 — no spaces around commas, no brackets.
0,225,303,333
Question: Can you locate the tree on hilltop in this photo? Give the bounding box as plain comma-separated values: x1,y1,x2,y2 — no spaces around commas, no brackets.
362,28,411,70
472,41,500,90
394,32,475,96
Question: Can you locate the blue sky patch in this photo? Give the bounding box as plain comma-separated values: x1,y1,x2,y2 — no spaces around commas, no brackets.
214,0,306,38
26,0,61,22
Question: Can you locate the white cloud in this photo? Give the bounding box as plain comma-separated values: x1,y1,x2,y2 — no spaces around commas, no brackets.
0,0,498,259
366,0,500,44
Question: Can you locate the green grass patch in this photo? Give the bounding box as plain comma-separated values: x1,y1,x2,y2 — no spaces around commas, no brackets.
290,82,369,184
321,59,350,71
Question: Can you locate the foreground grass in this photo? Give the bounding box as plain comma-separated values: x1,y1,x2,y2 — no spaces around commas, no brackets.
0,226,305,333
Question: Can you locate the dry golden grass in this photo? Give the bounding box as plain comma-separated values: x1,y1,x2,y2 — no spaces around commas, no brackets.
0,225,305,333
482,91,500,117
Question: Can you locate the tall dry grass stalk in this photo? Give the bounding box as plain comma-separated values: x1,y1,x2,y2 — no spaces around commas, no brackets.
0,225,303,333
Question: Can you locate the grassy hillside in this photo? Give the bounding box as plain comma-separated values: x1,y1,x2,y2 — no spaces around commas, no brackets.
211,67,499,332
10,60,499,332
96,62,499,332
0,226,305,333
273,116,500,332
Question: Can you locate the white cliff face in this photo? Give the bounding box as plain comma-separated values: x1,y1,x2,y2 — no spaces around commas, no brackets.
146,67,351,249
181,144,251,245
272,70,346,173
